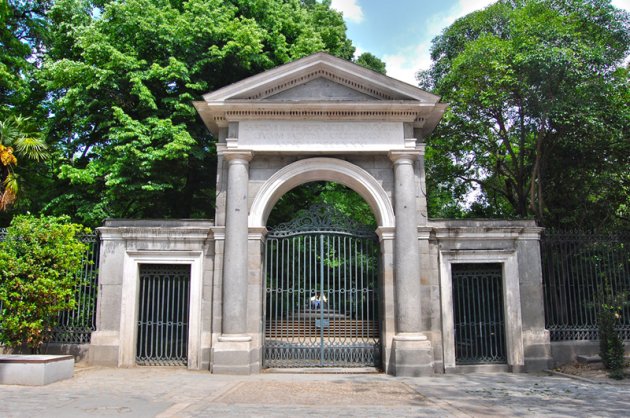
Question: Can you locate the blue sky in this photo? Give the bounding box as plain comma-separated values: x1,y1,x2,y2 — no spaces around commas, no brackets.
329,0,630,85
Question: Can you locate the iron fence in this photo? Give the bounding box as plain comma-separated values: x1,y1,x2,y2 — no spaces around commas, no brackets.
0,229,99,345
541,230,630,341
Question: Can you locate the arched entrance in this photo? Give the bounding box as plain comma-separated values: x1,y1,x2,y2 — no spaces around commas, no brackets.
263,204,381,368
249,157,395,229
250,158,395,370
90,53,552,377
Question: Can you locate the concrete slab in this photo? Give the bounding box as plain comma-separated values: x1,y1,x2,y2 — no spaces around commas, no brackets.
0,354,74,386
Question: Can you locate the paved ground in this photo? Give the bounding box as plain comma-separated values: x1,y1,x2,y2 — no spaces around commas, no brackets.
1,367,629,417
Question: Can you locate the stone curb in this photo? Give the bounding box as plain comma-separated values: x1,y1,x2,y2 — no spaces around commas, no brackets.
545,369,603,384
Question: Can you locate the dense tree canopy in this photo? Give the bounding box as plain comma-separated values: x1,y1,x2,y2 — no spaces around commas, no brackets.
2,0,625,230
32,0,358,226
420,0,630,229
0,0,49,119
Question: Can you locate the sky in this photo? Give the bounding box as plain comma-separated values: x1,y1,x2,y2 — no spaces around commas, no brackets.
329,0,630,85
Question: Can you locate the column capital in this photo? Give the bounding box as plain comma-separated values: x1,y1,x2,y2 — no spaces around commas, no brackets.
223,150,253,163
388,150,420,164
376,226,395,242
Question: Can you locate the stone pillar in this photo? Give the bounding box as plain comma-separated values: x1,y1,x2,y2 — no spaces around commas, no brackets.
212,150,254,374
389,150,433,376
416,143,428,225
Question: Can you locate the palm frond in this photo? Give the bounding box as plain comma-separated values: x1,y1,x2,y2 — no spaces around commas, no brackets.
14,136,48,161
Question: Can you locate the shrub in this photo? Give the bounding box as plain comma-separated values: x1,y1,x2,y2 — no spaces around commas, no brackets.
0,215,89,351
595,279,628,380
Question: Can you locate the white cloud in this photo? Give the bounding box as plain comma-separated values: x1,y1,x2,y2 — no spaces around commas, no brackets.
611,0,630,11
384,0,495,85
382,41,432,86
330,0,364,23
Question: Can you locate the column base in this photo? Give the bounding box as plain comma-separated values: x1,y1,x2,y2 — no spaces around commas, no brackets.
392,333,434,377
523,330,552,372
211,335,254,375
88,331,120,367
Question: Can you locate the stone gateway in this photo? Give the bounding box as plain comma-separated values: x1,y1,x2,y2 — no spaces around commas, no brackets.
88,53,552,375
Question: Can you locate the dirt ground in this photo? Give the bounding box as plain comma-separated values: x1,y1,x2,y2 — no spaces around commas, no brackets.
554,361,630,384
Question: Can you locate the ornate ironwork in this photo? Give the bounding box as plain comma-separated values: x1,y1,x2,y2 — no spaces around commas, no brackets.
268,204,376,238
264,205,381,368
136,264,191,367
452,264,507,365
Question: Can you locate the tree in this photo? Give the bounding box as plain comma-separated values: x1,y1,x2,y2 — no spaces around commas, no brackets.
419,0,630,229
355,52,386,74
268,182,376,228
0,115,47,210
37,0,356,226
0,0,50,119
0,215,89,351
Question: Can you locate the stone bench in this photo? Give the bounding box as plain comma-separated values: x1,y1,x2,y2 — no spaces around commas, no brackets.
0,354,74,386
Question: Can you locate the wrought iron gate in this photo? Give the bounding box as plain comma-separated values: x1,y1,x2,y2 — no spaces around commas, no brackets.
452,263,507,364
136,264,191,366
263,205,381,368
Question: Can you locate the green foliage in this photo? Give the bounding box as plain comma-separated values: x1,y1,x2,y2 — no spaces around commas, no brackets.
0,0,50,119
595,279,628,379
0,214,90,351
354,52,386,74
36,0,355,226
420,0,630,228
0,115,48,210
268,182,376,228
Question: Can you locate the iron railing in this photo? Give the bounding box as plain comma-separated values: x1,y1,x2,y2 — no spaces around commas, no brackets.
542,231,630,341
0,229,99,345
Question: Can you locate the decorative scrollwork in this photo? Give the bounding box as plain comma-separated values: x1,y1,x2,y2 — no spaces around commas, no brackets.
268,204,376,238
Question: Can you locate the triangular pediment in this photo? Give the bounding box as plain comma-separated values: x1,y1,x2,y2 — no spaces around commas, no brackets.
194,52,447,138
200,52,439,103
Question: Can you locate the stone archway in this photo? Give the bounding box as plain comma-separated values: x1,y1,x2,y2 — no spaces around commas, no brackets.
90,52,552,376
196,53,444,376
249,157,395,229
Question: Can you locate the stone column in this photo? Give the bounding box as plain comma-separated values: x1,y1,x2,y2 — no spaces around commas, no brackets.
390,151,422,332
222,151,252,335
212,150,254,374
389,150,433,376
416,143,428,225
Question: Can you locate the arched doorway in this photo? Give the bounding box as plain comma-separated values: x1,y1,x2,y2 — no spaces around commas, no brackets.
263,202,381,368
249,158,395,370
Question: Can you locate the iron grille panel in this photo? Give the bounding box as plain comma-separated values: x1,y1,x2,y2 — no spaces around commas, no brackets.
452,263,507,365
136,264,190,367
264,206,381,368
541,231,630,341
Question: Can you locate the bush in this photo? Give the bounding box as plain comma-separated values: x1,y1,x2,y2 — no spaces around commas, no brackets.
0,215,89,351
595,279,628,380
